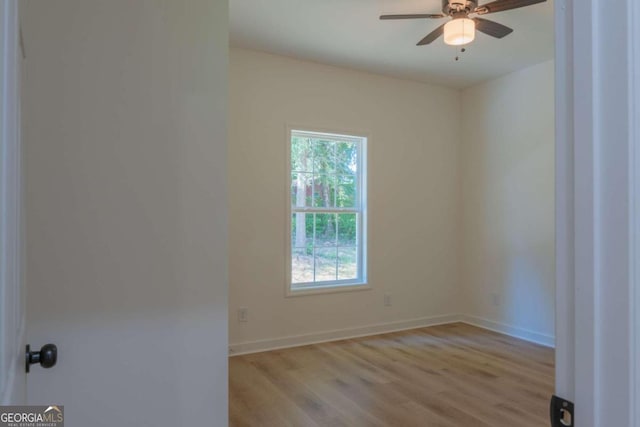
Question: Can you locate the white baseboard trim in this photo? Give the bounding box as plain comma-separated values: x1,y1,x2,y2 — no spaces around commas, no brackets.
229,313,556,356
229,314,462,356
460,315,555,348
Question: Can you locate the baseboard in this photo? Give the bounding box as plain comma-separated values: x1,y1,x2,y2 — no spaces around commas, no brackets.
229,313,462,356
460,314,555,348
229,313,556,356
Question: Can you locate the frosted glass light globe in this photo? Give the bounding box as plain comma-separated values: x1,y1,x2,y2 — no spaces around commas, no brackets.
444,18,476,46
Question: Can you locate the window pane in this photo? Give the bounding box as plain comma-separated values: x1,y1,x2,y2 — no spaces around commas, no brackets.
314,213,336,247
291,173,313,207
337,213,357,246
336,141,358,174
338,247,358,281
336,175,356,208
292,247,314,284
289,131,365,289
312,174,336,208
291,137,312,172
313,140,336,174
291,213,313,249
315,247,337,282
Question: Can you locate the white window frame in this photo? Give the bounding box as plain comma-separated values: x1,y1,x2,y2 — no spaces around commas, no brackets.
285,126,369,296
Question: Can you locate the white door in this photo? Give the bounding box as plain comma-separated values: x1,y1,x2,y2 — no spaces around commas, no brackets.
18,1,229,426
0,0,27,406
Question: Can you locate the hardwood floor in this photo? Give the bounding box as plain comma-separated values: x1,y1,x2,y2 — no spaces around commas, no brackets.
229,323,554,426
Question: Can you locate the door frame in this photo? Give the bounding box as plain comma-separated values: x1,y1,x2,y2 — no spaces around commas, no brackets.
556,0,639,425
632,0,640,423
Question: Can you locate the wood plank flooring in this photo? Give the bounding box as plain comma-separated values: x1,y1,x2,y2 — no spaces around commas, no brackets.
229,322,554,427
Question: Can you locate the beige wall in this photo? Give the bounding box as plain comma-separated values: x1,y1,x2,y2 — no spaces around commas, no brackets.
229,48,462,349
229,49,555,350
460,60,555,342
23,1,228,424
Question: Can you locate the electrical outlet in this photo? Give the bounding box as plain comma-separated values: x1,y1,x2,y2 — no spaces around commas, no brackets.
238,307,248,322
384,293,392,307
490,292,500,307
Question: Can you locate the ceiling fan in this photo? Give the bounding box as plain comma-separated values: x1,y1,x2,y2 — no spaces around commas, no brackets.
380,0,547,46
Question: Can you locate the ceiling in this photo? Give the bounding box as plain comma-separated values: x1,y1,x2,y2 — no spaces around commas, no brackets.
230,0,554,88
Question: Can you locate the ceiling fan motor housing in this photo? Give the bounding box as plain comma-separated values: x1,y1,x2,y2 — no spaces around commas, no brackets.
443,0,478,15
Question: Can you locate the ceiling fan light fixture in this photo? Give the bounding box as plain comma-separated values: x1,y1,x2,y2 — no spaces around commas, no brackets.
443,18,476,46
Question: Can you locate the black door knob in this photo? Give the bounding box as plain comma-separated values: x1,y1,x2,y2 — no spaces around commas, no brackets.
26,344,57,373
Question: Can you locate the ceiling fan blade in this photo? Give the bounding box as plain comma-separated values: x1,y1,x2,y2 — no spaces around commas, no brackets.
417,24,446,45
380,14,445,20
474,0,546,15
473,18,514,38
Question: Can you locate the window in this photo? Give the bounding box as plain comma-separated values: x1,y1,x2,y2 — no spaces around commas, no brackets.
287,129,367,294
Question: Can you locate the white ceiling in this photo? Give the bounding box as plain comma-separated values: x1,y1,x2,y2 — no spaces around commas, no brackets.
230,0,554,88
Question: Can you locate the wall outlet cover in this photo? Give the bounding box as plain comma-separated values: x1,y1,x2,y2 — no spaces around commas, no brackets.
384,294,392,307
238,307,248,322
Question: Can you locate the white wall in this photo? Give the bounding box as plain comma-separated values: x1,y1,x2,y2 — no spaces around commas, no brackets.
460,60,555,344
22,1,228,425
229,48,462,350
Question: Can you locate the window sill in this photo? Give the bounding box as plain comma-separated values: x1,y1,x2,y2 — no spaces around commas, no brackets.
286,282,370,297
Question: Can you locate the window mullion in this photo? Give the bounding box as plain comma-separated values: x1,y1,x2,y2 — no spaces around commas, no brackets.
334,213,339,280
333,143,337,210
310,137,315,209
312,212,316,283
292,207,358,214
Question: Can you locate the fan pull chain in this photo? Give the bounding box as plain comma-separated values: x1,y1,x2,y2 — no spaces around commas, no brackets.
455,47,466,62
